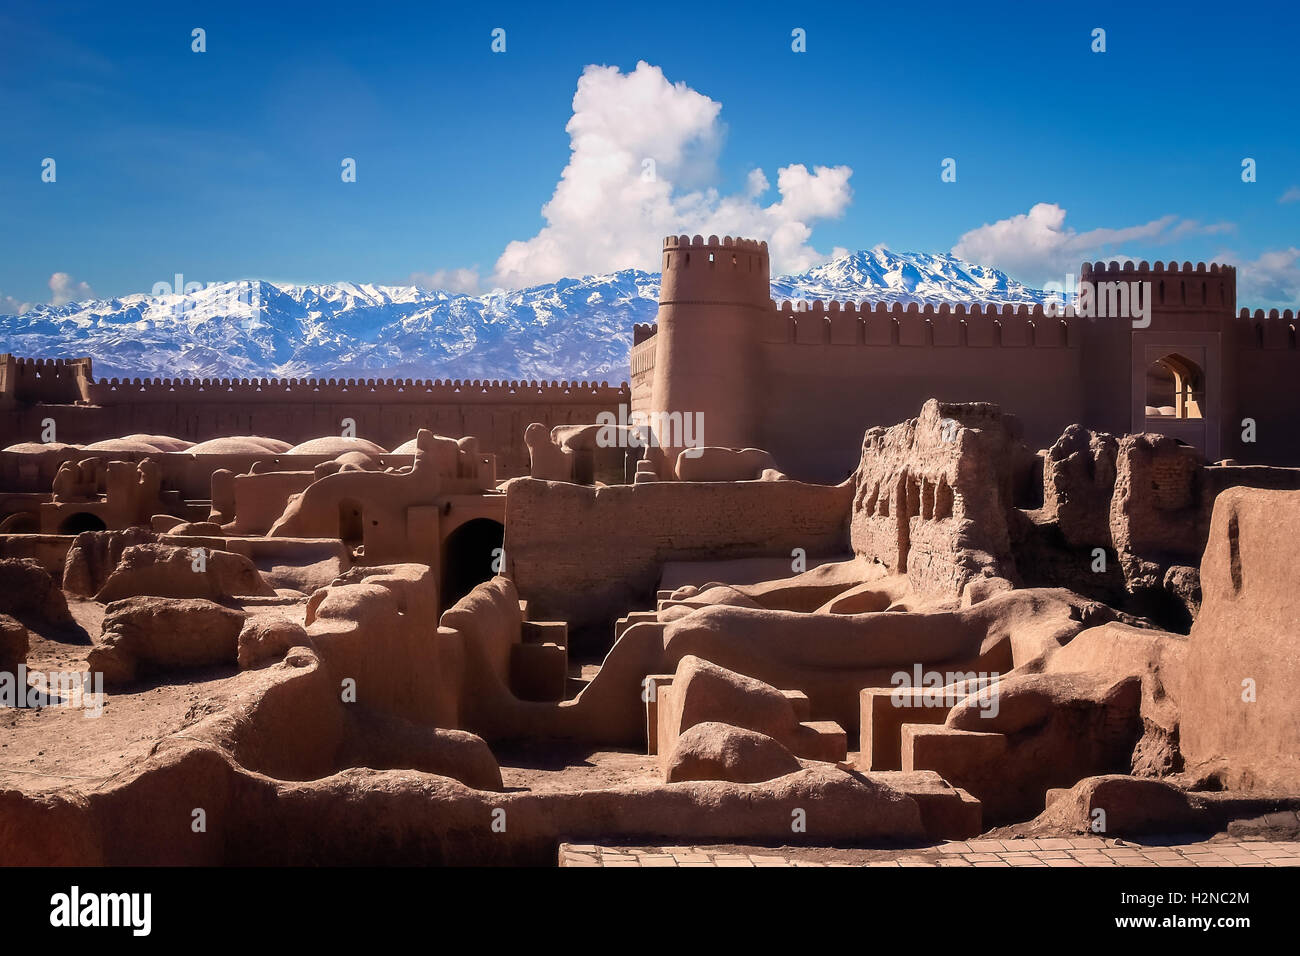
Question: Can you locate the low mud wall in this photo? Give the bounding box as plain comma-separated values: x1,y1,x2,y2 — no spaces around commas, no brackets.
504,478,852,636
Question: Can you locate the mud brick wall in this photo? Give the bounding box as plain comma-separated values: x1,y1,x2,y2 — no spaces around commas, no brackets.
504,476,852,633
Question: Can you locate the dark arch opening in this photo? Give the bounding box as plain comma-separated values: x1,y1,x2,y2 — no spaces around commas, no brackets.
338,499,364,550
58,512,107,534
441,518,505,611
0,511,40,534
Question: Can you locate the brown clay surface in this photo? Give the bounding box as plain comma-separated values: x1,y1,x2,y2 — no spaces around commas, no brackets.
1,596,304,793
493,741,660,793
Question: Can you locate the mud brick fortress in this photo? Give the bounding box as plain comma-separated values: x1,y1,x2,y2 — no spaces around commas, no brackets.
2,232,1300,867
632,236,1300,481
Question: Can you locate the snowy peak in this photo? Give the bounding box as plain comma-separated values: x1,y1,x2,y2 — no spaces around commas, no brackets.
771,249,1046,305
0,249,1049,381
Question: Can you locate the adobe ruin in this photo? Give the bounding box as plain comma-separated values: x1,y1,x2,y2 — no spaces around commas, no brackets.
1,234,1298,867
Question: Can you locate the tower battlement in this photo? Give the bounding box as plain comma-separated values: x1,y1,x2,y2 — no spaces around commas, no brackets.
0,354,94,405
662,234,768,253
1080,260,1236,276
659,234,770,307
1079,260,1237,314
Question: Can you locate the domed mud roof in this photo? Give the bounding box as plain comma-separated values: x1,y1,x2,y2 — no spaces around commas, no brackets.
287,436,389,456
187,436,293,454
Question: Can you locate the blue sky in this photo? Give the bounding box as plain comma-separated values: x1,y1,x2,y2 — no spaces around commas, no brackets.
2,0,1297,310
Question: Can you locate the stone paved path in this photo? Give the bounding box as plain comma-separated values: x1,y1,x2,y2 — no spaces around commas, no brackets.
558,836,1300,867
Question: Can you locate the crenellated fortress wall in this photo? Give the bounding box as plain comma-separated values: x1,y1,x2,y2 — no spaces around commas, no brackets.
744,300,1086,480
633,238,1300,481
0,359,628,475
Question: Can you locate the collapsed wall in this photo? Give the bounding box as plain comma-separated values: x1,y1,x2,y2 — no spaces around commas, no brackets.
1016,427,1300,629
850,399,1031,599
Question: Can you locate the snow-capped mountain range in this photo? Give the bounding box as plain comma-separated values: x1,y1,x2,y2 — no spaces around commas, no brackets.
0,250,1050,382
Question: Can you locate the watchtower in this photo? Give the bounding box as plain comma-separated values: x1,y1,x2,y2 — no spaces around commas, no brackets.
648,235,769,472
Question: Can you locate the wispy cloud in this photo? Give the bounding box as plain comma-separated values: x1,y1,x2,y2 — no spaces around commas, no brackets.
408,268,481,295
953,203,1236,286
0,293,34,315
1219,247,1300,309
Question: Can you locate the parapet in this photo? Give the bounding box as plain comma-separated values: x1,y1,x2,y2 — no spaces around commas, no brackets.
764,300,1077,348
658,235,771,307
1079,260,1236,312
82,375,631,405
0,354,96,367
1236,308,1299,349
1080,260,1235,277
1238,308,1298,321
771,300,1062,316
662,234,768,253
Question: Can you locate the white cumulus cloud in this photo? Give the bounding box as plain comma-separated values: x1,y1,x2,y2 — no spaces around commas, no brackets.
489,62,852,288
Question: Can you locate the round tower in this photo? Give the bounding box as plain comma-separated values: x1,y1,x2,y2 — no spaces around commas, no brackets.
648,235,769,473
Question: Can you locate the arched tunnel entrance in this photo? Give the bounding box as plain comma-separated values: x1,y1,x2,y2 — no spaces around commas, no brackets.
441,518,505,612
58,512,107,534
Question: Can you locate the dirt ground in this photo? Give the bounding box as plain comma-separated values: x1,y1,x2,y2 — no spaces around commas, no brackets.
0,596,304,793
494,740,660,792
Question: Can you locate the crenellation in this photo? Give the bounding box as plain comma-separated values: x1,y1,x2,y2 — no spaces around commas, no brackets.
758,301,1080,352
1080,259,1235,277
78,373,627,402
